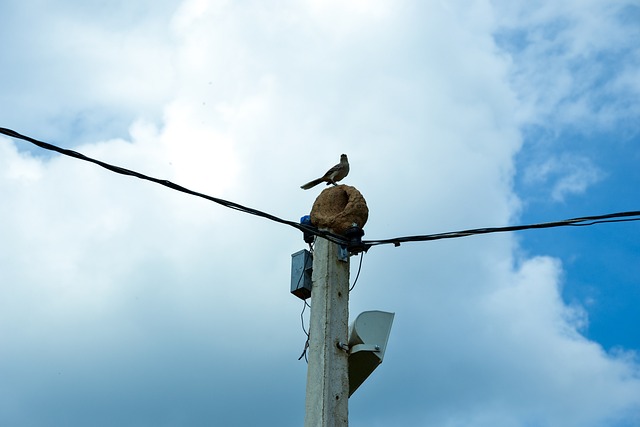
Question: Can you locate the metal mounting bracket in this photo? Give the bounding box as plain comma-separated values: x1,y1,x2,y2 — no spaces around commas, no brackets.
338,245,349,262
349,343,381,354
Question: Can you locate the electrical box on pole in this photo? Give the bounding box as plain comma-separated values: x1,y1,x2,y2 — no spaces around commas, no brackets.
291,249,313,300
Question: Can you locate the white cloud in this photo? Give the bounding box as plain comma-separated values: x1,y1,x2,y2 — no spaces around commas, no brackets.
523,154,604,202
1,1,639,426
0,1,177,142
494,0,640,130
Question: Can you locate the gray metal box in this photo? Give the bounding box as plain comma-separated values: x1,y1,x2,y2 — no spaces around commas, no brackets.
291,249,313,300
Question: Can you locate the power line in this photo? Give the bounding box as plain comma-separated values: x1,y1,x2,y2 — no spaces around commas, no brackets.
0,127,348,246
349,251,365,292
2,127,639,250
363,211,640,248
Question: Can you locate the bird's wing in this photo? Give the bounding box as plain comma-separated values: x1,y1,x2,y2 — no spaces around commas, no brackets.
322,163,342,178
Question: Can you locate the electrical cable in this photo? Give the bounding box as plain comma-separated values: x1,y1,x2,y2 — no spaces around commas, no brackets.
2,127,640,250
298,299,311,363
349,251,364,292
0,127,349,246
362,211,640,248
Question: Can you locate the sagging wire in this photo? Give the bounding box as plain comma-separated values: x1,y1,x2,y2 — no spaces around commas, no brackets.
362,211,640,248
294,245,312,362
0,127,349,247
2,127,640,251
298,299,311,363
349,251,365,292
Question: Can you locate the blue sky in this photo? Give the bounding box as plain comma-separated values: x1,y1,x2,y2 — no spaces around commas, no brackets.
1,1,639,426
515,125,640,352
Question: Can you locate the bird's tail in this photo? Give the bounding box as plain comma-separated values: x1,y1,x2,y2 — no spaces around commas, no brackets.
300,178,324,190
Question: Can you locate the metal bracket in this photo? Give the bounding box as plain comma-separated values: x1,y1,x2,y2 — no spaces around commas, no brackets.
349,343,381,354
338,245,349,262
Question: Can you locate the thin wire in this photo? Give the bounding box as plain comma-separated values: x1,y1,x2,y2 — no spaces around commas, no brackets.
298,299,311,363
2,127,639,250
362,211,640,248
0,127,349,246
298,339,310,363
349,251,365,292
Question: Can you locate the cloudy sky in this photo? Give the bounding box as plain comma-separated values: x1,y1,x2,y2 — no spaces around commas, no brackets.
1,1,639,426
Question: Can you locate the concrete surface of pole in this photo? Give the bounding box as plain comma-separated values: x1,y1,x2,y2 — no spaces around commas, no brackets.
304,235,350,427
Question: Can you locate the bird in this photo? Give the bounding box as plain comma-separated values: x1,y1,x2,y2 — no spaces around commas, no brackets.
300,154,350,190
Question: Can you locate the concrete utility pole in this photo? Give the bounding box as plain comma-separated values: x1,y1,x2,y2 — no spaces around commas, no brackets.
304,234,350,427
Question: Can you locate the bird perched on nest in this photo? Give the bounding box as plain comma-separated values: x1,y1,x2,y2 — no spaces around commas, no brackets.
300,154,350,190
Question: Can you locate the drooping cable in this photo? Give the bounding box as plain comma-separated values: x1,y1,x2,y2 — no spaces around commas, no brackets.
362,211,640,248
0,127,348,246
2,127,639,251
298,299,311,363
349,251,365,292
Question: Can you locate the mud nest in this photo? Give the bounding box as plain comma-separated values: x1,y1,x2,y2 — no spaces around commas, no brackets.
310,185,368,235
